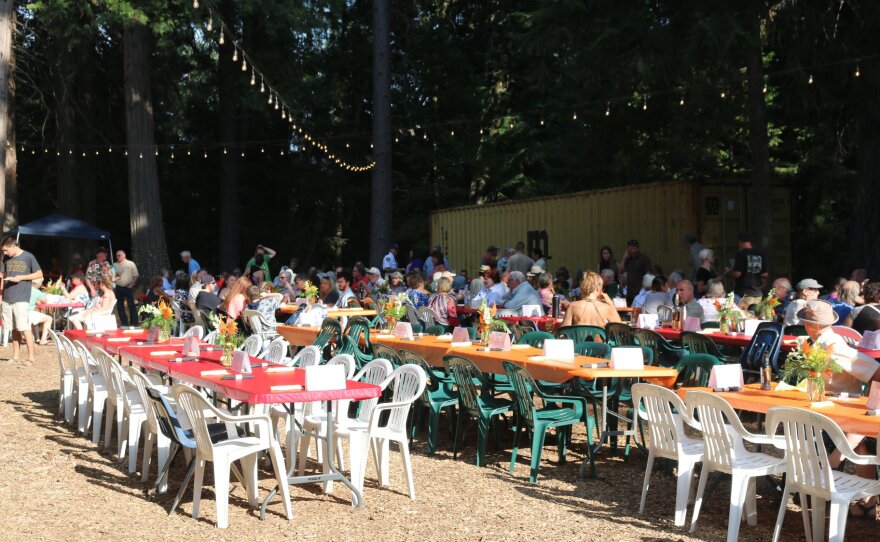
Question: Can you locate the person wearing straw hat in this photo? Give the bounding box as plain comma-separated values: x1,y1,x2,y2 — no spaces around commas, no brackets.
801,299,880,518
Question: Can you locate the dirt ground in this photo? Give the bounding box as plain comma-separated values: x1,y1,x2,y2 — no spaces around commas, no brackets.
1,342,878,541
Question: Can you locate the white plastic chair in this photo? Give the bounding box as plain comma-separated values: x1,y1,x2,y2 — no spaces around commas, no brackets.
171,300,195,337
269,345,321,469
100,350,149,473
242,309,281,342
237,334,263,357
173,384,292,529
416,306,439,326
50,331,76,424
203,330,219,345
767,406,880,542
631,382,705,527
831,325,862,346
128,367,174,492
686,391,786,541
339,364,426,500
87,300,118,330
262,337,290,365
297,354,356,477
182,325,204,339
68,340,93,434
327,358,394,497
75,342,108,443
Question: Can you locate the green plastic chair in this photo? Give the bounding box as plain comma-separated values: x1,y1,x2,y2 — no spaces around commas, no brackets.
555,325,607,343
674,353,723,388
313,317,342,359
424,325,446,336
503,361,595,483
605,322,637,347
784,324,808,336
632,328,685,368
443,355,513,467
362,299,384,327
334,335,359,360
509,323,527,343
343,316,374,369
399,349,458,455
680,331,738,363
371,343,401,366
518,331,554,348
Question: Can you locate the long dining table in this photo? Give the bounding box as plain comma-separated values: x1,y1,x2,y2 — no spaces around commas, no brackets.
653,326,799,353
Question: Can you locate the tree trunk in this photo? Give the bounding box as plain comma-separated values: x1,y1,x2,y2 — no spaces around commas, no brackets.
369,0,392,268
218,0,240,272
745,9,772,270
0,0,14,229
123,18,169,281
55,37,78,218
849,137,880,276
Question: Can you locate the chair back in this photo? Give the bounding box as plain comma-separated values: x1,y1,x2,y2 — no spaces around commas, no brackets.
326,353,356,378
93,347,117,397
574,341,612,359
237,334,263,356
831,325,862,346
605,322,636,346
555,325,606,343
686,391,749,470
680,331,725,358
657,305,674,324
632,328,662,358
443,355,487,417
517,319,538,333
352,358,394,422
313,318,342,349
50,330,73,375
171,300,193,328
72,341,98,387
417,306,440,327
424,325,446,336
371,343,401,366
398,349,450,400
517,330,554,348
740,322,782,371
203,330,219,345
347,297,361,308
263,337,289,364
173,385,218,459
343,316,374,367
405,303,422,327
503,362,538,430
145,386,194,448
766,406,847,499
334,335,360,359
183,325,204,339
631,383,690,457
674,354,722,388
128,367,161,435
291,345,321,369
380,364,427,433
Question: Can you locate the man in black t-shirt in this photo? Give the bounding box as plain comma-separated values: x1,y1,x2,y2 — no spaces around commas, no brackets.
619,239,653,306
1,237,43,365
729,232,767,308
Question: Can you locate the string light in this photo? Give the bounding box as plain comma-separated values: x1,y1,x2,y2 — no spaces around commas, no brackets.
218,30,224,45
572,112,577,120
763,83,768,94
260,78,265,93
206,16,212,32
855,65,861,77
720,89,726,99
192,0,198,8
232,48,238,62
241,59,247,72
250,70,256,85
605,103,610,116
642,96,648,110
679,96,685,106
808,74,814,84
539,117,544,126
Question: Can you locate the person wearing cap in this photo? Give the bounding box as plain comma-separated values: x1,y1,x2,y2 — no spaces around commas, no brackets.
502,270,542,313
382,243,399,274
619,239,653,307
85,246,115,298
365,267,386,295
179,250,200,276
112,249,140,326
728,232,767,308
526,265,543,288
505,242,533,276
195,275,222,312
783,278,823,325
845,281,880,334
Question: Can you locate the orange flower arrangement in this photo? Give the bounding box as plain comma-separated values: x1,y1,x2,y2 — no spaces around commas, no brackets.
139,298,176,339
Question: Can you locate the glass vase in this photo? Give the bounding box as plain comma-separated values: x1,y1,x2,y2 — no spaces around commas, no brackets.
719,317,730,335
480,327,491,345
806,378,825,402
385,318,396,334
158,326,171,343
220,342,234,367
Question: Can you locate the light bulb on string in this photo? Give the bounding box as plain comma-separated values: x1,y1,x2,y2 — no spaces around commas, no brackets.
763,83,768,94
855,65,861,77
572,111,577,120
643,96,648,110
268,93,273,105
192,0,198,8
281,109,286,119
81,152,86,157
240,151,245,158
274,101,279,110
808,74,814,85
171,151,175,160
155,149,159,156
450,129,455,136
605,103,610,117
223,148,227,155
68,149,73,155
241,59,247,72
479,128,483,135
108,147,112,153
207,16,212,32
139,152,143,159
679,96,685,106
187,149,191,156
203,151,207,158
260,148,265,154
218,31,224,45
720,90,726,99
260,79,265,93
345,143,350,148
232,49,238,62
250,70,256,85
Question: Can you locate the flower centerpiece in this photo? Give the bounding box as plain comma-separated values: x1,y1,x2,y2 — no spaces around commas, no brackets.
478,301,510,344
138,299,175,342
779,340,841,402
209,313,245,366
754,289,781,321
42,276,65,295
713,293,738,334
301,280,319,303
381,293,409,333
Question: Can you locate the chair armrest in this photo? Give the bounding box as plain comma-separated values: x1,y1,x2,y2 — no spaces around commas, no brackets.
539,392,588,409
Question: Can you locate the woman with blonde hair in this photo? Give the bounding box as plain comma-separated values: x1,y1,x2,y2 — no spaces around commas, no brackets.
69,275,117,329
219,276,252,320
427,276,458,327
561,271,621,327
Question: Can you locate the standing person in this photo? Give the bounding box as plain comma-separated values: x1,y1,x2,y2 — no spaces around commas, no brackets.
244,244,277,283
505,242,534,275
382,243,399,274
683,234,707,281
113,249,139,326
405,249,424,274
180,250,200,275
85,247,115,297
531,248,547,271
619,239,653,307
694,248,717,297
480,245,499,269
598,245,618,283
1,237,43,365
728,232,768,308
496,247,514,273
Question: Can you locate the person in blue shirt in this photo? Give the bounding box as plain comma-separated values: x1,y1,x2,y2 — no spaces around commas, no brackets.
180,250,200,275
502,271,543,313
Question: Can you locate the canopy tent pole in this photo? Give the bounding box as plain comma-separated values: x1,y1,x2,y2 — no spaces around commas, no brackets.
108,239,113,258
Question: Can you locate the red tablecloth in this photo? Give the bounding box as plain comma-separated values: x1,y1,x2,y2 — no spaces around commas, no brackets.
38,301,85,310
456,306,561,331
66,328,154,355
117,343,381,405
653,326,798,352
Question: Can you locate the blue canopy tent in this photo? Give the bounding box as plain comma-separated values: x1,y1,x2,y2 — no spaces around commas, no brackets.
5,213,112,255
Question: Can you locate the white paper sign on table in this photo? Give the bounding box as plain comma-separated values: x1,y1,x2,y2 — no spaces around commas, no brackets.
488,331,511,351
743,319,761,337
543,339,575,361
183,336,201,357
610,347,645,370
613,297,627,308
452,327,471,343
682,316,702,332
231,351,252,374
708,364,744,389
394,321,414,340
521,305,543,317
294,297,307,306
305,364,346,391
637,314,658,329
867,381,880,410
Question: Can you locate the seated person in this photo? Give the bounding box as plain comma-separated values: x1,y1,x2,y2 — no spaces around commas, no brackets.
218,276,251,321
784,278,822,325
844,281,880,334
29,280,53,345
631,274,656,309
335,270,357,308
599,268,619,299
470,269,506,308
537,272,555,314
405,272,430,308
365,267,386,295
195,275,222,312
69,275,117,329
388,271,407,295
829,280,860,323
275,269,296,301
61,273,90,306
144,275,170,305
642,276,671,315
173,275,195,325
673,280,703,321
697,279,727,323
427,276,458,327
245,285,283,323
561,271,621,327
502,271,542,313
318,272,340,306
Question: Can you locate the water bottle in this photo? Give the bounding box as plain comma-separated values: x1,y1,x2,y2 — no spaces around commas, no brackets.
761,351,772,391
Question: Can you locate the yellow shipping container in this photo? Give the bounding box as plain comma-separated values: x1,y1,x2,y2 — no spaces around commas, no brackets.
430,180,791,281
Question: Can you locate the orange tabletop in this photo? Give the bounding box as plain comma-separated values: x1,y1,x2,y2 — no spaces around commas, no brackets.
277,325,322,346
677,384,880,436
371,334,677,385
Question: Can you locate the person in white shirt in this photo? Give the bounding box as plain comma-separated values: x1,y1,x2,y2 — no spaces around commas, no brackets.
632,273,656,309
784,278,822,325
382,243,399,274
335,270,356,308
